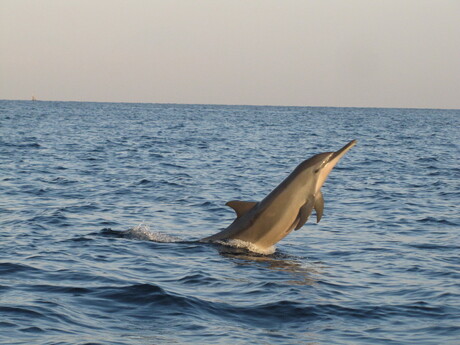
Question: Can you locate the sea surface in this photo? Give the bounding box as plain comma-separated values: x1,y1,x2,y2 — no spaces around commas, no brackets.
0,100,459,345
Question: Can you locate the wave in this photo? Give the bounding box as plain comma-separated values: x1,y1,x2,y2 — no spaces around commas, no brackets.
0,141,42,149
0,262,42,275
86,283,320,322
85,283,455,324
3,280,455,325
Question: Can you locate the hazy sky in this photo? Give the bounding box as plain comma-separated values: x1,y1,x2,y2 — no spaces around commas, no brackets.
1,0,459,108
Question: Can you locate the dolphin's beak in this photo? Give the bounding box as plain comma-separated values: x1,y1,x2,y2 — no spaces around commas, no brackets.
329,140,357,162
315,140,357,194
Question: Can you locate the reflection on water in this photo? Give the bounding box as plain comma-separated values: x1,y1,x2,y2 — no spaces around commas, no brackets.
216,245,320,286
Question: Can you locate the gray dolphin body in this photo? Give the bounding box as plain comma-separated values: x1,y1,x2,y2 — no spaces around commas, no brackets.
201,140,357,251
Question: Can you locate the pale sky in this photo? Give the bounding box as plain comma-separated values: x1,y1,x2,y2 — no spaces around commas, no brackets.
1,0,459,108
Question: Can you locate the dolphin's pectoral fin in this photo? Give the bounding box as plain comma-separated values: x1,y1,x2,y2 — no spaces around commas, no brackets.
314,191,324,223
295,197,315,230
226,200,258,219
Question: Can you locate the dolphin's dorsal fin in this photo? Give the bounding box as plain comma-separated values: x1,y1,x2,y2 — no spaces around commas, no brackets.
295,197,315,230
226,200,257,219
314,191,324,223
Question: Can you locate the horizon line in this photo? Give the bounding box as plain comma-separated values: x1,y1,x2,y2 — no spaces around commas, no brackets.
1,98,459,111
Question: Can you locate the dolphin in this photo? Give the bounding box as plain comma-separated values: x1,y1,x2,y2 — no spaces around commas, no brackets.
201,140,357,251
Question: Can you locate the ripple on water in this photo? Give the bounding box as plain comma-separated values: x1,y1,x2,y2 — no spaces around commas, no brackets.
1,101,459,345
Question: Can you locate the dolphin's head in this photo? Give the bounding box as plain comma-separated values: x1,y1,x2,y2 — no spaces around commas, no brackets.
296,140,357,194
313,140,357,193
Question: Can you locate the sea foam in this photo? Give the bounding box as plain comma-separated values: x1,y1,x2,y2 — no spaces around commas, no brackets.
216,239,276,255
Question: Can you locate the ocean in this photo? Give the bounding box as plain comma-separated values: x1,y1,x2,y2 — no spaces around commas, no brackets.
0,100,459,344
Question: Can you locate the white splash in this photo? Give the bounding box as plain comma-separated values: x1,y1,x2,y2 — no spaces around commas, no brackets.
125,223,180,243
216,239,276,255
125,223,274,254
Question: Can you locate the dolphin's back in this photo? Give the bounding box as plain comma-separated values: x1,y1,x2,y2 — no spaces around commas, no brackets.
203,164,313,247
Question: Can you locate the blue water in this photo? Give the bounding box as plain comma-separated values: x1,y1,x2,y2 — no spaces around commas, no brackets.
1,100,459,345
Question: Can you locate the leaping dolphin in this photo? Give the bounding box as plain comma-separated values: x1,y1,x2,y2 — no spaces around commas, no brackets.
201,140,357,251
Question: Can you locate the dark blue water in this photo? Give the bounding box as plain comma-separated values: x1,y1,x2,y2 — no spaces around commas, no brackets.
1,100,459,345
